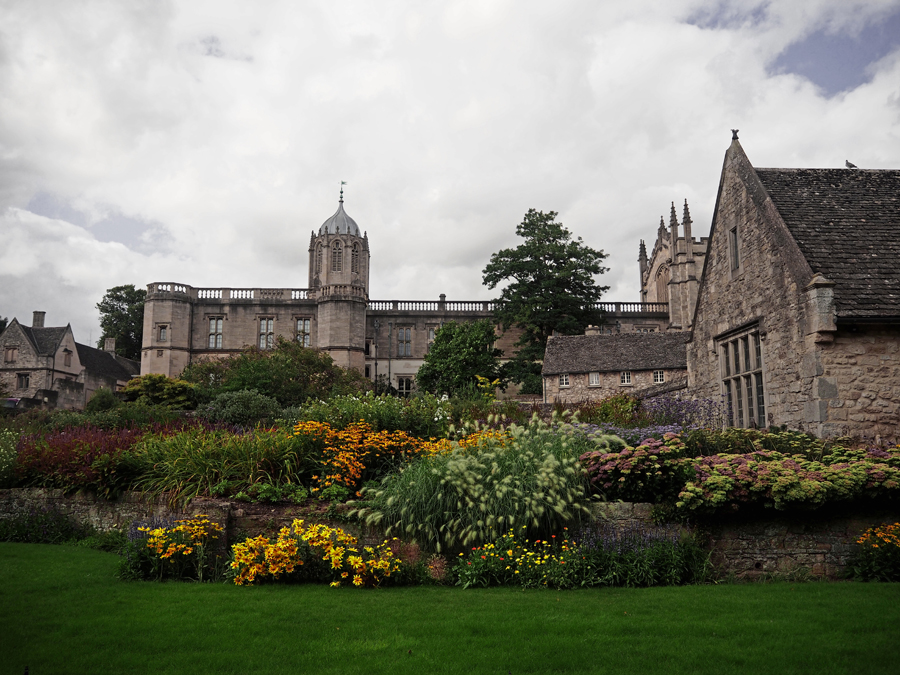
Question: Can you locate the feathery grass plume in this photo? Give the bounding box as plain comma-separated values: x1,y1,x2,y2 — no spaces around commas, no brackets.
350,413,623,553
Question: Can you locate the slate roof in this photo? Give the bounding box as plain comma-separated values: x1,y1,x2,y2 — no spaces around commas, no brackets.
755,168,900,319
20,326,69,355
75,343,140,383
542,332,690,375
318,200,361,237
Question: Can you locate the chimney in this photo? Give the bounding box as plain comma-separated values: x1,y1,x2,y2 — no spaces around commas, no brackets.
104,338,116,353
32,311,46,328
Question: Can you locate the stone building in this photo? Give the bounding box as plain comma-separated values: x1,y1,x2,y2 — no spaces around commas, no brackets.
542,330,689,404
0,311,139,410
687,136,900,439
142,193,672,394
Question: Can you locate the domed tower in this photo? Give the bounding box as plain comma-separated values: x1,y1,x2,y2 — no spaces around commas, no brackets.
308,187,370,371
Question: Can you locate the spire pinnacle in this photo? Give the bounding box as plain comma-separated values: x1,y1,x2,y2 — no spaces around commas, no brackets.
669,202,679,230
682,199,692,226
339,180,347,203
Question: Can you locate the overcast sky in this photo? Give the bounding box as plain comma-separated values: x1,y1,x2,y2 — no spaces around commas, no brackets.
2,0,900,344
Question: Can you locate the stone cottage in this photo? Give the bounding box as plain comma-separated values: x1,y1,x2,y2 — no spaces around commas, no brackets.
687,135,900,439
0,311,140,410
542,330,689,404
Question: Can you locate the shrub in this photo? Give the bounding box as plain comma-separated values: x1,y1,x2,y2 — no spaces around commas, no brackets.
197,389,282,427
85,387,120,413
229,519,403,587
0,428,17,488
122,374,198,410
120,515,224,582
352,415,616,553
847,522,900,582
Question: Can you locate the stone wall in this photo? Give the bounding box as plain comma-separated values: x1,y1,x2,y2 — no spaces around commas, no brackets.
546,368,685,404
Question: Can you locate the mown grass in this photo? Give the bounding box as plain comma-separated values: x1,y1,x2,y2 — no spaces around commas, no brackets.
2,542,899,675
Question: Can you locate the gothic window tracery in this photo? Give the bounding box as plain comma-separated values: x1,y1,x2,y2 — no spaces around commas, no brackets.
332,242,343,272
351,243,359,273
315,244,322,274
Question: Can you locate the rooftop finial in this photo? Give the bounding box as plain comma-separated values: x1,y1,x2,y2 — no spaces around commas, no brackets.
339,180,347,203
682,199,692,225
669,202,679,229
731,129,739,140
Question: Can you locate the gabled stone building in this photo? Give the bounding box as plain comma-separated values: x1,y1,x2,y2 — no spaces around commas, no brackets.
0,311,139,410
687,136,900,439
542,330,689,403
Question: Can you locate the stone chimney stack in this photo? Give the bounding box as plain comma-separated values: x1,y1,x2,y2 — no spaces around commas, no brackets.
32,311,46,328
104,338,116,353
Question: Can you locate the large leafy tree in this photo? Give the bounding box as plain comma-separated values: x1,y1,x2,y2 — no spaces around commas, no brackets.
482,209,609,393
181,337,370,407
416,320,502,397
0,316,8,334
96,285,146,360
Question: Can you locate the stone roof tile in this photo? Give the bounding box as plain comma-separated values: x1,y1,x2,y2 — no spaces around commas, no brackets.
542,332,689,375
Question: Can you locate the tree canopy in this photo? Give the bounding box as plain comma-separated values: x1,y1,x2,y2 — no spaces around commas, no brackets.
180,337,370,407
482,209,608,393
416,320,502,397
96,285,146,361
0,316,8,334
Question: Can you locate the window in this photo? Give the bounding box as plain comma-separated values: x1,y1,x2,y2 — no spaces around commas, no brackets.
653,370,665,383
208,317,223,349
635,327,656,333
426,327,436,352
397,327,412,357
259,318,275,349
351,243,360,273
331,242,343,272
296,318,311,347
365,339,371,356
364,365,370,378
588,372,600,386
397,376,414,398
559,373,570,387
620,372,632,385
315,244,322,274
729,227,740,271
16,373,29,389
719,327,766,428
4,347,16,363
63,350,72,367
158,325,168,342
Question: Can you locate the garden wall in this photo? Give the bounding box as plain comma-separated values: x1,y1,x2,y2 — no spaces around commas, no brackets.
2,489,895,580
594,502,899,579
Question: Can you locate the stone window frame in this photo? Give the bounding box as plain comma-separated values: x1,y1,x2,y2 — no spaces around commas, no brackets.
620,371,632,386
158,324,169,342
653,370,665,383
315,243,323,274
559,373,570,387
296,317,312,347
63,349,73,368
351,243,360,273
331,241,343,272
397,326,412,357
426,326,437,353
258,317,275,350
208,316,224,349
397,375,414,398
4,346,17,363
718,324,766,428
588,372,601,386
728,225,741,273
16,373,29,389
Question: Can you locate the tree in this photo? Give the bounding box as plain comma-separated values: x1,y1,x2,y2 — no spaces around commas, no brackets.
482,209,609,393
181,337,370,407
96,285,146,360
416,320,502,397
0,316,7,334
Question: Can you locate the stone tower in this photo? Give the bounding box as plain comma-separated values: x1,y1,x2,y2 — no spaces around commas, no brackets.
308,189,370,371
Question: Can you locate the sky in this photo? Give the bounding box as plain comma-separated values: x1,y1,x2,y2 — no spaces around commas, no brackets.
2,0,900,344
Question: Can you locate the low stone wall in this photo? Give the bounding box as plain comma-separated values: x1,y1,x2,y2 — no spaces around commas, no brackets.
2,489,896,579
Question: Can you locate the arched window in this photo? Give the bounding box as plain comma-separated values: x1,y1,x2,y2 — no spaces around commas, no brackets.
331,241,343,272
315,244,322,274
351,243,359,273
655,266,670,304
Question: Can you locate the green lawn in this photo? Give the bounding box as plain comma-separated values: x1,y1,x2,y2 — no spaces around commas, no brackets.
1,542,898,675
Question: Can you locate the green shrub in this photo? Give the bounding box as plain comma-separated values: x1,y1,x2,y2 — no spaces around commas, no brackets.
122,374,199,410
0,428,17,488
289,391,451,438
85,387,121,413
352,415,618,553
847,522,900,582
197,389,282,427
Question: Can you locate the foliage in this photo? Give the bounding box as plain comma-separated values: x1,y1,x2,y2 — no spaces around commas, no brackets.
482,209,609,389
229,519,403,588
123,515,224,582
15,404,182,433
287,391,451,438
416,320,503,397
0,315,7,333
352,415,618,553
453,523,709,589
96,284,146,360
847,522,900,582
0,504,91,543
84,387,121,413
197,388,282,427
181,337,370,407
0,428,17,488
122,374,198,410
134,428,315,504
232,482,309,504
292,420,446,495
